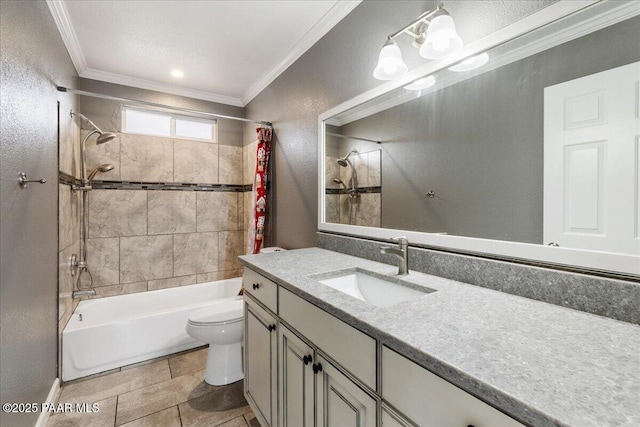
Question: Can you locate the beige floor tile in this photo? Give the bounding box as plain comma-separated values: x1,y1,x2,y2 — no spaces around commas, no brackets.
169,347,208,378
179,381,250,427
59,360,171,405
217,415,250,427
244,412,260,427
116,369,217,425
47,396,116,427
118,406,181,427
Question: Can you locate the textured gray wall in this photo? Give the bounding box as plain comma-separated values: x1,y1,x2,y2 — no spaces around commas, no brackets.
0,1,78,425
78,79,245,147
245,0,557,249
337,17,640,244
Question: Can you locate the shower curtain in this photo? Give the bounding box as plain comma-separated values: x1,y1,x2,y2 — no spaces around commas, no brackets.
246,126,273,254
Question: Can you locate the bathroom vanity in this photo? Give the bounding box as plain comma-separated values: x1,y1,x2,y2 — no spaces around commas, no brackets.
240,248,640,427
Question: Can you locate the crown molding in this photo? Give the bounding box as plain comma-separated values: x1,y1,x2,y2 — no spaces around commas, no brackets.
46,0,87,73
79,68,245,107
240,0,362,106
48,0,361,108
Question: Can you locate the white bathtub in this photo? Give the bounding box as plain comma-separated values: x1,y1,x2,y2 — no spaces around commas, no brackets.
62,277,243,382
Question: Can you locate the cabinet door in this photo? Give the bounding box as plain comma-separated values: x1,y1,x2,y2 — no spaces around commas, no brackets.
279,325,315,427
244,295,278,427
315,355,377,427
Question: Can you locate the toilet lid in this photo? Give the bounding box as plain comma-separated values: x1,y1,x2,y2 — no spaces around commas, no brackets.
188,299,243,325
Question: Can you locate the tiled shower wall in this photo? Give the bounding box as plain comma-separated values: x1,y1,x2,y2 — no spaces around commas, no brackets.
83,131,256,297
325,149,381,227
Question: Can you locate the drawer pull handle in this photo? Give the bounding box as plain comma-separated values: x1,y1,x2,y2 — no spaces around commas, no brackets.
312,363,323,374
303,355,312,365
252,283,260,290
268,324,276,332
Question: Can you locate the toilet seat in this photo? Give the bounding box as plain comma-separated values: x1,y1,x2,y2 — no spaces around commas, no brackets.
188,299,243,326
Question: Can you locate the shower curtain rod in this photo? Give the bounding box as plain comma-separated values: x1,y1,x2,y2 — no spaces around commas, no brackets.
57,86,273,127
326,132,381,144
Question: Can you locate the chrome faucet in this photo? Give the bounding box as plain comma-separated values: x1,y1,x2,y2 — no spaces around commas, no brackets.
380,237,409,275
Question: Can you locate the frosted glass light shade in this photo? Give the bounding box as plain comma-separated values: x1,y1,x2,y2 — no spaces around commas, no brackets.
373,40,409,80
448,52,489,72
419,14,463,59
404,75,436,91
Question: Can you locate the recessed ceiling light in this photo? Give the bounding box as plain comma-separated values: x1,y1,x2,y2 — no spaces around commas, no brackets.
170,69,184,78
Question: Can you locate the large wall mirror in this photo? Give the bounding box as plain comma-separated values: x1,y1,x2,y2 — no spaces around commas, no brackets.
319,1,640,276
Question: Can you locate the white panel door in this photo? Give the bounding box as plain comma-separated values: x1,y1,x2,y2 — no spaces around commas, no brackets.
544,61,640,255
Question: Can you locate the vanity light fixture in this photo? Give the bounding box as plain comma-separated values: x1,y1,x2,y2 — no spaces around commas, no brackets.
373,4,459,81
373,39,409,80
419,10,463,59
374,4,487,82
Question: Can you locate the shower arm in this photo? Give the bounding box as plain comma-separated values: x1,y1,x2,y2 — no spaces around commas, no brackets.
71,111,106,135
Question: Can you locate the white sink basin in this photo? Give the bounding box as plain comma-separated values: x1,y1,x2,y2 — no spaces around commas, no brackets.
317,270,432,308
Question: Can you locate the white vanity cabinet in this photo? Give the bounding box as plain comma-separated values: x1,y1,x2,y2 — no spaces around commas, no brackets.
244,294,278,427
277,287,378,427
278,324,378,427
243,267,525,427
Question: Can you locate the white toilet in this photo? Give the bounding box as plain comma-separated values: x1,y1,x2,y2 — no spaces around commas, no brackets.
186,298,244,386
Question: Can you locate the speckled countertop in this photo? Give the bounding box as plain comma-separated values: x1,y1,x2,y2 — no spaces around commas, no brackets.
239,248,640,427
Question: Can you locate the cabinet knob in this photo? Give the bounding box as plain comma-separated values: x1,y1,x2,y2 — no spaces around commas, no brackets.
303,355,312,365
312,363,323,374
252,283,260,290
268,324,276,332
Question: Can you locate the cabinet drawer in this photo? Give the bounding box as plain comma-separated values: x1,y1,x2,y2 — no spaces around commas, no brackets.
280,287,376,391
244,267,278,313
382,346,525,427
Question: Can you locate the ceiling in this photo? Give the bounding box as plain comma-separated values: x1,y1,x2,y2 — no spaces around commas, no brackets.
47,0,360,107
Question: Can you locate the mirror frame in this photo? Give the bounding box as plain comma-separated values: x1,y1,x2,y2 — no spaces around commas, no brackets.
318,0,640,277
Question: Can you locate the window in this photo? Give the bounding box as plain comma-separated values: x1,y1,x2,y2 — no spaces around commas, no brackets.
122,106,216,141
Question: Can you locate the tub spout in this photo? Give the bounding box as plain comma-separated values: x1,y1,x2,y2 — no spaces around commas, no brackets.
73,289,96,298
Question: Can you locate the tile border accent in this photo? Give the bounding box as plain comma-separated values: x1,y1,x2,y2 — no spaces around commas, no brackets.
59,171,81,187
92,180,251,192
317,231,640,325
58,172,251,192
325,186,381,195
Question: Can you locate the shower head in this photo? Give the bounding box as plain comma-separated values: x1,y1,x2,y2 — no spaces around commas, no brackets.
87,164,114,182
96,132,117,144
337,150,358,167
